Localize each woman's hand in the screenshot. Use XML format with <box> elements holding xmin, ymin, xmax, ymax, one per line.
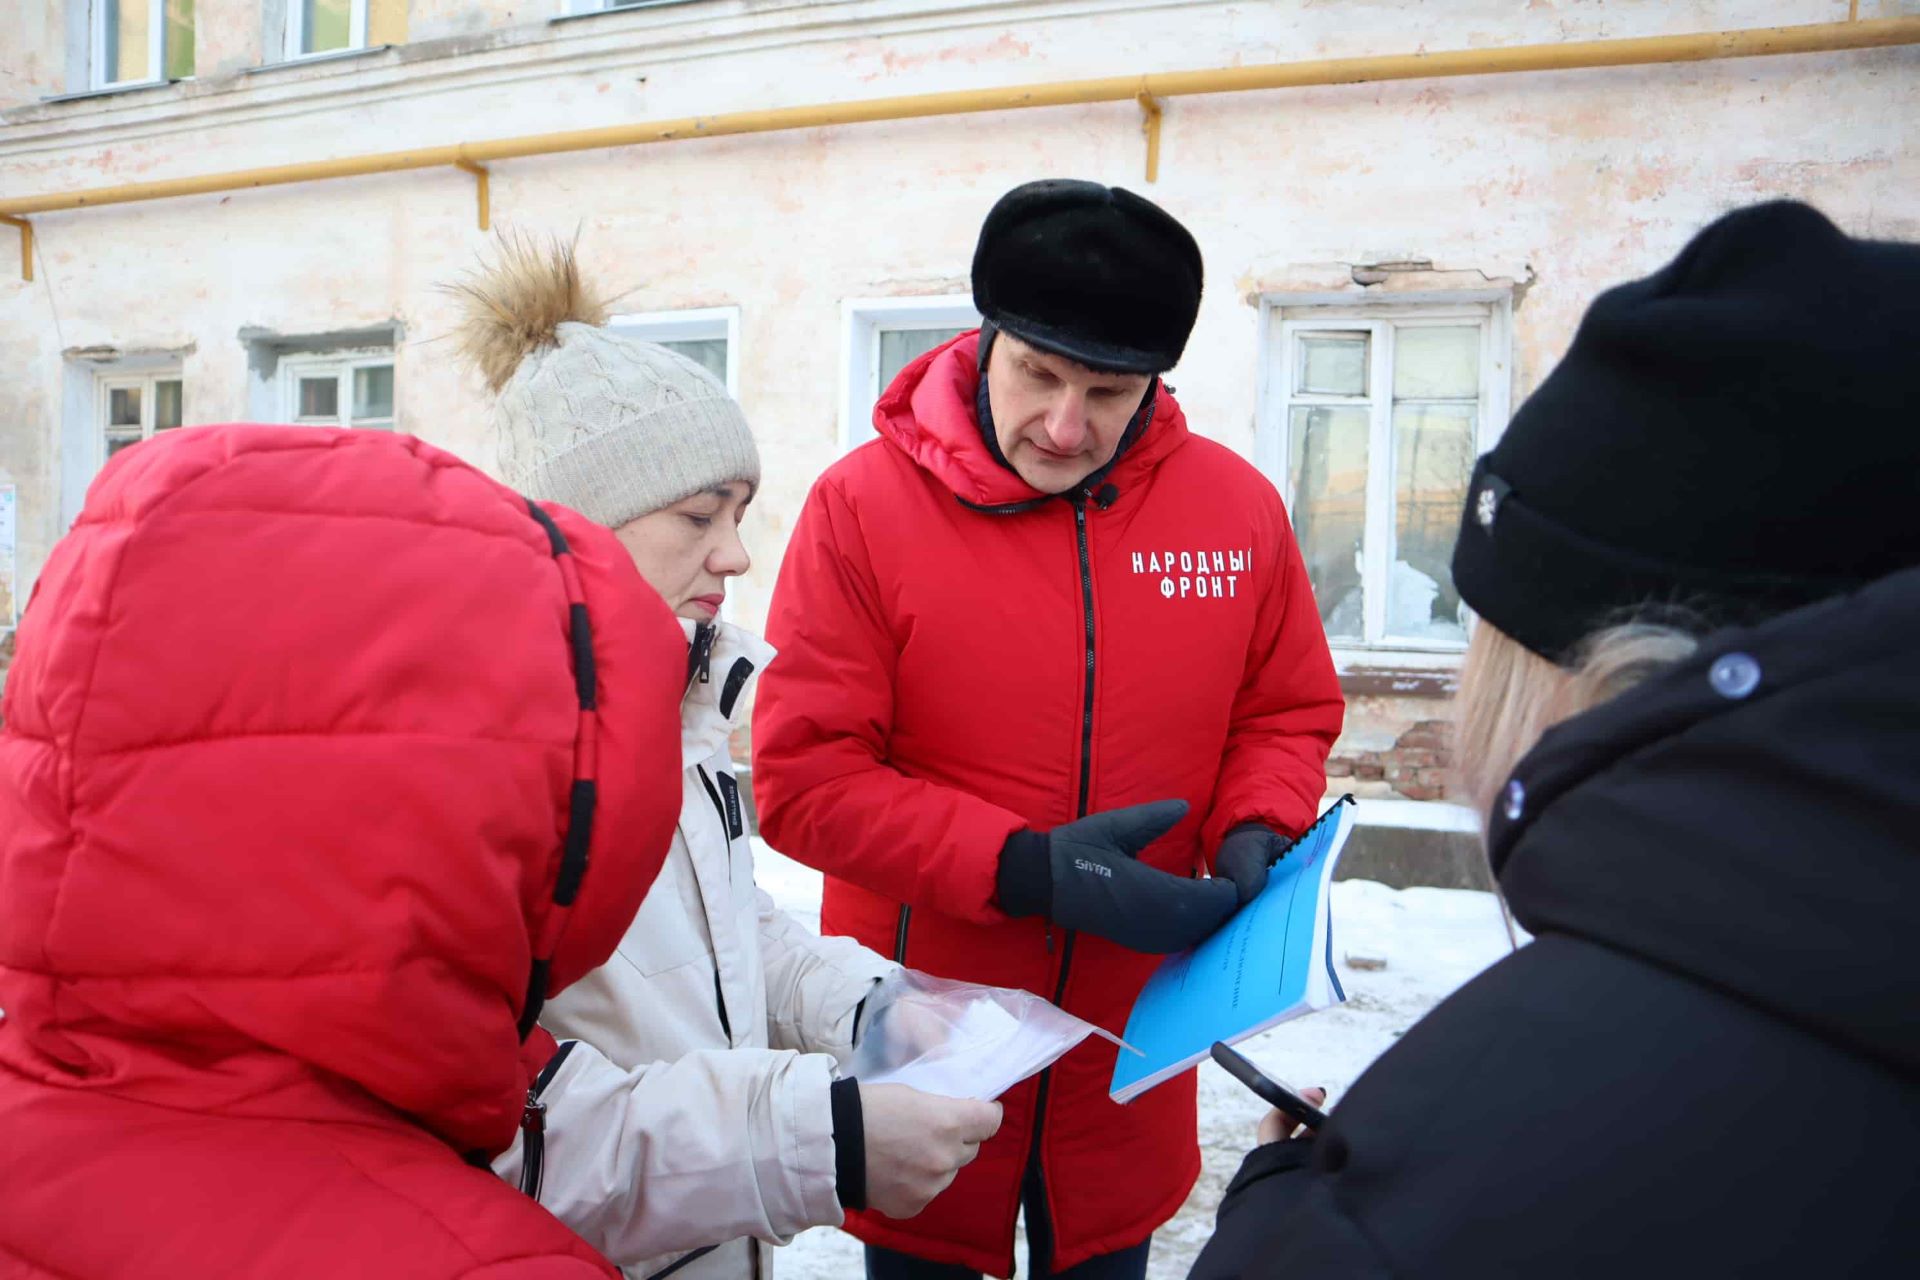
<box><xmin>1257</xmin><ymin>1086</ymin><xmax>1327</xmax><ymax>1144</ymax></box>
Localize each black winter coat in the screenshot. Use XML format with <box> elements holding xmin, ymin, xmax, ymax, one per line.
<box><xmin>1191</xmin><ymin>566</ymin><xmax>1920</xmax><ymax>1278</ymax></box>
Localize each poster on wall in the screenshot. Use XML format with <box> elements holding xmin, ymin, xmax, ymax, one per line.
<box><xmin>1</xmin><ymin>484</ymin><xmax>15</xmax><ymax>632</ymax></box>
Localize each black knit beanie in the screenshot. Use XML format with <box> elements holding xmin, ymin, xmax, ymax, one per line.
<box><xmin>1452</xmin><ymin>201</ymin><xmax>1920</xmax><ymax>663</ymax></box>
<box><xmin>972</xmin><ymin>179</ymin><xmax>1203</xmax><ymax>374</ymax></box>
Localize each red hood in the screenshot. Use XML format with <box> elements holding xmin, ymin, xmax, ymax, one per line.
<box><xmin>0</xmin><ymin>426</ymin><xmax>684</xmax><ymax>1155</ymax></box>
<box><xmin>872</xmin><ymin>330</ymin><xmax>1191</xmax><ymax>507</ymax></box>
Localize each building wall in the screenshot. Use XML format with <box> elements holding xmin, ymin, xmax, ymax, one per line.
<box><xmin>3</xmin><ymin>1</ymin><xmax>1916</xmax><ymax>817</ymax></box>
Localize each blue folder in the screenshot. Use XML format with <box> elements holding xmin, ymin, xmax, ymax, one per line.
<box><xmin>1110</xmin><ymin>796</ymin><xmax>1356</xmax><ymax>1102</ymax></box>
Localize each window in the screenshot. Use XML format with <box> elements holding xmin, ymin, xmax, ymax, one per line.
<box><xmin>285</xmin><ymin>0</ymin><xmax>405</xmax><ymax>59</ymax></box>
<box><xmin>89</xmin><ymin>0</ymin><xmax>194</xmax><ymax>88</ymax></box>
<box><xmin>1259</xmin><ymin>298</ymin><xmax>1511</xmax><ymax>655</ymax></box>
<box><xmin>840</xmin><ymin>296</ymin><xmax>979</xmax><ymax>449</ymax></box>
<box><xmin>99</xmin><ymin>370</ymin><xmax>185</xmax><ymax>459</ymax></box>
<box><xmin>279</xmin><ymin>351</ymin><xmax>395</xmax><ymax>429</ymax></box>
<box><xmin>606</xmin><ymin>307</ymin><xmax>740</xmax><ymax>399</ymax></box>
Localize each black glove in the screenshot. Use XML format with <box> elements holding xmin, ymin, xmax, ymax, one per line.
<box><xmin>995</xmin><ymin>799</ymin><xmax>1238</xmax><ymax>954</ymax></box>
<box><xmin>1213</xmin><ymin>823</ymin><xmax>1289</xmax><ymax>906</ymax></box>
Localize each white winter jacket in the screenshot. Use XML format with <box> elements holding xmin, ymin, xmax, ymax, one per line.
<box><xmin>493</xmin><ymin>621</ymin><xmax>898</xmax><ymax>1278</ymax></box>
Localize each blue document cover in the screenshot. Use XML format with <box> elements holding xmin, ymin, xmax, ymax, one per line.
<box><xmin>1110</xmin><ymin>797</ymin><xmax>1356</xmax><ymax>1102</ymax></box>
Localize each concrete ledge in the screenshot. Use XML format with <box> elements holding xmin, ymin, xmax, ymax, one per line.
<box><xmin>1335</xmin><ymin>824</ymin><xmax>1493</xmax><ymax>891</ymax></box>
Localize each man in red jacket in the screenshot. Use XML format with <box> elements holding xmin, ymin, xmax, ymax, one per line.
<box><xmin>753</xmin><ymin>181</ymin><xmax>1344</xmax><ymax>1278</ymax></box>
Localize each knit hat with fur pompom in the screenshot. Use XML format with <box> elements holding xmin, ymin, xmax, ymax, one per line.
<box><xmin>448</xmin><ymin>232</ymin><xmax>758</xmax><ymax>529</ymax></box>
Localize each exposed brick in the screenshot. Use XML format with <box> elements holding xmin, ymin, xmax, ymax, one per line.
<box><xmin>1389</xmin><ymin>748</ymin><xmax>1439</xmax><ymax>770</ymax></box>
<box><xmin>1354</xmin><ymin>762</ymin><xmax>1386</xmax><ymax>781</ymax></box>
<box><xmin>1325</xmin><ymin>758</ymin><xmax>1354</xmax><ymax>778</ymax></box>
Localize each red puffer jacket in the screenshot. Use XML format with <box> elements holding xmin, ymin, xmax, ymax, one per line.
<box><xmin>0</xmin><ymin>426</ymin><xmax>685</xmax><ymax>1279</ymax></box>
<box><xmin>754</xmin><ymin>333</ymin><xmax>1343</xmax><ymax>1274</ymax></box>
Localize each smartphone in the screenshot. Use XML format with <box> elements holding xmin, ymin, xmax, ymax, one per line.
<box><xmin>1209</xmin><ymin>1040</ymin><xmax>1329</xmax><ymax>1133</ymax></box>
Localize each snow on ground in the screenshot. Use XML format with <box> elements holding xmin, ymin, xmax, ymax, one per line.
<box><xmin>753</xmin><ymin>840</ymin><xmax>1519</xmax><ymax>1280</ymax></box>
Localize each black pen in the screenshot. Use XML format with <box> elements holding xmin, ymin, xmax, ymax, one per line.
<box><xmin>1209</xmin><ymin>1040</ymin><xmax>1329</xmax><ymax>1133</ymax></box>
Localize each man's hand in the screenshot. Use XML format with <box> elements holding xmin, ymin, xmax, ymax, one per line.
<box><xmin>1257</xmin><ymin>1086</ymin><xmax>1328</xmax><ymax>1145</ymax></box>
<box><xmin>859</xmin><ymin>1084</ymin><xmax>1004</xmax><ymax>1219</ymax></box>
<box><xmin>1213</xmin><ymin>823</ymin><xmax>1289</xmax><ymax>906</ymax></box>
<box><xmin>996</xmin><ymin>799</ymin><xmax>1238</xmax><ymax>953</ymax></box>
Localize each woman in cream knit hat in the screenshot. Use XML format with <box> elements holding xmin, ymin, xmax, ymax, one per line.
<box><xmin>455</xmin><ymin>236</ymin><xmax>1002</xmax><ymax>1279</ymax></box>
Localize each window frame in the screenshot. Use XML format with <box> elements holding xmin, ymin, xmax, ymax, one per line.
<box><xmin>606</xmin><ymin>306</ymin><xmax>742</xmax><ymax>400</ymax></box>
<box><xmin>285</xmin><ymin>0</ymin><xmax>371</xmax><ymax>62</ymax></box>
<box><xmin>278</xmin><ymin>348</ymin><xmax>395</xmax><ymax>429</ymax></box>
<box><xmin>96</xmin><ymin>367</ymin><xmax>186</xmax><ymax>460</ymax></box>
<box><xmin>839</xmin><ymin>295</ymin><xmax>980</xmax><ymax>451</ymax></box>
<box><xmin>1256</xmin><ymin>291</ymin><xmax>1513</xmax><ymax>667</ymax></box>
<box><xmin>88</xmin><ymin>0</ymin><xmax>172</xmax><ymax>90</ymax></box>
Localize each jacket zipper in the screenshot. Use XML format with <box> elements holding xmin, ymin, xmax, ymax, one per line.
<box><xmin>693</xmin><ymin>765</ymin><xmax>736</xmax><ymax>1043</ymax></box>
<box><xmin>1021</xmin><ymin>492</ymin><xmax>1099</xmax><ymax>1271</ymax></box>
<box><xmin>518</xmin><ymin>1038</ymin><xmax>579</xmax><ymax>1200</ymax></box>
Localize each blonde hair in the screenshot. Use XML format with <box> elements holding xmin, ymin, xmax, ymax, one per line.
<box><xmin>1456</xmin><ymin>620</ymin><xmax>1700</xmax><ymax>818</ymax></box>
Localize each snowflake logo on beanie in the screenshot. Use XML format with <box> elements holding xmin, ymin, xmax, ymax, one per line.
<box><xmin>1475</xmin><ymin>485</ymin><xmax>1501</xmax><ymax>531</ymax></box>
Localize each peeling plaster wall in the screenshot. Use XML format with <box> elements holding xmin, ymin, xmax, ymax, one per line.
<box><xmin>2</xmin><ymin>0</ymin><xmax>1915</xmax><ymax>767</ymax></box>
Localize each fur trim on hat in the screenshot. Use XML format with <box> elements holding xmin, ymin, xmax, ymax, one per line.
<box><xmin>449</xmin><ymin>231</ymin><xmax>610</xmax><ymax>393</ymax></box>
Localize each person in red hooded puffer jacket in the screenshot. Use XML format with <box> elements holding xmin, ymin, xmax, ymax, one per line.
<box><xmin>0</xmin><ymin>424</ymin><xmax>687</xmax><ymax>1278</ymax></box>
<box><xmin>752</xmin><ymin>182</ymin><xmax>1345</xmax><ymax>1278</ymax></box>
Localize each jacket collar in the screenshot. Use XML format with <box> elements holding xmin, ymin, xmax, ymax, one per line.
<box><xmin>1492</xmin><ymin>564</ymin><xmax>1920</xmax><ymax>1075</ymax></box>
<box><xmin>872</xmin><ymin>330</ymin><xmax>1190</xmax><ymax>509</ymax></box>
<box><xmin>679</xmin><ymin>618</ymin><xmax>774</xmax><ymax>770</ymax></box>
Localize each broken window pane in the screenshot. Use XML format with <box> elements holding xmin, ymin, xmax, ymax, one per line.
<box><xmin>1295</xmin><ymin>333</ymin><xmax>1368</xmax><ymax>397</ymax></box>
<box><xmin>1288</xmin><ymin>405</ymin><xmax>1369</xmax><ymax>642</ymax></box>
<box><xmin>1393</xmin><ymin>326</ymin><xmax>1479</xmax><ymax>400</ymax></box>
<box><xmin>1389</xmin><ymin>402</ymin><xmax>1475</xmax><ymax>644</ymax></box>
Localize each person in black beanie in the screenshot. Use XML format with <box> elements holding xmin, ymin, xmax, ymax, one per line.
<box><xmin>1189</xmin><ymin>199</ymin><xmax>1920</xmax><ymax>1279</ymax></box>
<box><xmin>753</xmin><ymin>180</ymin><xmax>1343</xmax><ymax>1279</ymax></box>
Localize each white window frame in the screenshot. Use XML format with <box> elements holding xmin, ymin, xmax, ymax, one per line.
<box><xmin>278</xmin><ymin>348</ymin><xmax>395</xmax><ymax>429</ymax></box>
<box><xmin>285</xmin><ymin>0</ymin><xmax>371</xmax><ymax>61</ymax></box>
<box><xmin>88</xmin><ymin>0</ymin><xmax>170</xmax><ymax>89</ymax></box>
<box><xmin>1256</xmin><ymin>290</ymin><xmax>1513</xmax><ymax>668</ymax></box>
<box><xmin>607</xmin><ymin>306</ymin><xmax>741</xmax><ymax>400</ymax></box>
<box><xmin>839</xmin><ymin>295</ymin><xmax>980</xmax><ymax>451</ymax></box>
<box><xmin>97</xmin><ymin>367</ymin><xmax>185</xmax><ymax>460</ymax></box>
